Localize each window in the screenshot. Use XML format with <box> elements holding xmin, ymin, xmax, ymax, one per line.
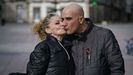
<box><xmin>16</xmin><ymin>4</ymin><xmax>24</xmax><ymax>23</ymax></box>
<box><xmin>57</xmin><ymin>0</ymin><xmax>70</xmax><ymax>2</ymax></box>
<box><xmin>47</xmin><ymin>7</ymin><xmax>56</xmax><ymax>13</ymax></box>
<box><xmin>29</xmin><ymin>0</ymin><xmax>42</xmax><ymax>2</ymax></box>
<box><xmin>33</xmin><ymin>7</ymin><xmax>41</xmax><ymax>23</ymax></box>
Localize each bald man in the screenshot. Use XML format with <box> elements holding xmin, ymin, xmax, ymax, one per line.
<box><xmin>61</xmin><ymin>3</ymin><xmax>125</xmax><ymax>75</ymax></box>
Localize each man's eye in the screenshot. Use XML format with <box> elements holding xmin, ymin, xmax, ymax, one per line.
<box><xmin>66</xmin><ymin>17</ymin><xmax>72</xmax><ymax>20</ymax></box>
<box><xmin>56</xmin><ymin>22</ymin><xmax>59</xmax><ymax>24</ymax></box>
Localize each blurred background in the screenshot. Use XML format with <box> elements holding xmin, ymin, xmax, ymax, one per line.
<box><xmin>0</xmin><ymin>0</ymin><xmax>133</xmax><ymax>23</ymax></box>
<box><xmin>0</xmin><ymin>0</ymin><xmax>133</xmax><ymax>75</ymax></box>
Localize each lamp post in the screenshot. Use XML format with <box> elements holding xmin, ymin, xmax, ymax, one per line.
<box><xmin>0</xmin><ymin>0</ymin><xmax>5</xmax><ymax>26</ymax></box>
<box><xmin>90</xmin><ymin>0</ymin><xmax>97</xmax><ymax>22</ymax></box>
<box><xmin>92</xmin><ymin>0</ymin><xmax>97</xmax><ymax>7</ymax></box>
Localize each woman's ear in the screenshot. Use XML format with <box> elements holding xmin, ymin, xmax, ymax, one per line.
<box><xmin>79</xmin><ymin>16</ymin><xmax>84</xmax><ymax>24</ymax></box>
<box><xmin>45</xmin><ymin>28</ymin><xmax>52</xmax><ymax>34</ymax></box>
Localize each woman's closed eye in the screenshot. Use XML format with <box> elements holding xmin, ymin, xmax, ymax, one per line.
<box><xmin>55</xmin><ymin>21</ymin><xmax>61</xmax><ymax>25</ymax></box>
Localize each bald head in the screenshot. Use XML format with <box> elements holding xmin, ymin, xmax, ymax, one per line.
<box><xmin>62</xmin><ymin>3</ymin><xmax>84</xmax><ymax>17</ymax></box>
<box><xmin>61</xmin><ymin>3</ymin><xmax>86</xmax><ymax>34</ymax></box>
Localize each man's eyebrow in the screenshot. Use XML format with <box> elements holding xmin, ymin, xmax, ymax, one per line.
<box><xmin>61</xmin><ymin>17</ymin><xmax>72</xmax><ymax>20</ymax></box>
<box><xmin>65</xmin><ymin>17</ymin><xmax>72</xmax><ymax>18</ymax></box>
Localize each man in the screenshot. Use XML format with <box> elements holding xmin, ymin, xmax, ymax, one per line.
<box><xmin>61</xmin><ymin>3</ymin><xmax>125</xmax><ymax>75</ymax></box>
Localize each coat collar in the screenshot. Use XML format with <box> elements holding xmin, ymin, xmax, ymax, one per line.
<box><xmin>75</xmin><ymin>21</ymin><xmax>94</xmax><ymax>41</ymax></box>
<box><xmin>45</xmin><ymin>34</ymin><xmax>72</xmax><ymax>49</ymax></box>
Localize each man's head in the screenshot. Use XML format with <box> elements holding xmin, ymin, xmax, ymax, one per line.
<box><xmin>61</xmin><ymin>3</ymin><xmax>85</xmax><ymax>35</ymax></box>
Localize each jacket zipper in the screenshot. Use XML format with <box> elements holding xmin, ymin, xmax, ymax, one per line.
<box><xmin>57</xmin><ymin>41</ymin><xmax>70</xmax><ymax>60</ymax></box>
<box><xmin>85</xmin><ymin>48</ymin><xmax>91</xmax><ymax>65</ymax></box>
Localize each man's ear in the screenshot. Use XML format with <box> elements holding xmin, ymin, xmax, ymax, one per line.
<box><xmin>45</xmin><ymin>28</ymin><xmax>52</xmax><ymax>34</ymax></box>
<box><xmin>79</xmin><ymin>16</ymin><xmax>84</xmax><ymax>24</ymax></box>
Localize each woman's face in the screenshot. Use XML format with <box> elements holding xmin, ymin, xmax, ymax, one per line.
<box><xmin>46</xmin><ymin>16</ymin><xmax>66</xmax><ymax>36</ymax></box>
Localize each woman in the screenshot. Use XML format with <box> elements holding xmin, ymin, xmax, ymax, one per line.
<box><xmin>26</xmin><ymin>13</ymin><xmax>74</xmax><ymax>75</ymax></box>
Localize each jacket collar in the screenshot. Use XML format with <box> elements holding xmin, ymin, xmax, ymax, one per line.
<box><xmin>45</xmin><ymin>34</ymin><xmax>72</xmax><ymax>49</ymax></box>
<box><xmin>76</xmin><ymin>21</ymin><xmax>94</xmax><ymax>41</ymax></box>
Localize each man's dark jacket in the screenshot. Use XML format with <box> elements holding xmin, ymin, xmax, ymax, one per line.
<box><xmin>27</xmin><ymin>35</ymin><xmax>74</xmax><ymax>75</ymax></box>
<box><xmin>66</xmin><ymin>21</ymin><xmax>125</xmax><ymax>75</ymax></box>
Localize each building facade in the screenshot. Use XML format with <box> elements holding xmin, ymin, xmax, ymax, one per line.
<box><xmin>1</xmin><ymin>0</ymin><xmax>133</xmax><ymax>24</ymax></box>
<box><xmin>89</xmin><ymin>0</ymin><xmax>128</xmax><ymax>23</ymax></box>
<box><xmin>28</xmin><ymin>0</ymin><xmax>90</xmax><ymax>23</ymax></box>
<box><xmin>1</xmin><ymin>0</ymin><xmax>28</xmax><ymax>23</ymax></box>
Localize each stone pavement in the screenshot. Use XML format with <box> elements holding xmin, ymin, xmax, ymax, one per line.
<box><xmin>0</xmin><ymin>23</ymin><xmax>133</xmax><ymax>75</ymax></box>
<box><xmin>0</xmin><ymin>23</ymin><xmax>38</xmax><ymax>75</ymax></box>
<box><xmin>0</xmin><ymin>23</ymin><xmax>38</xmax><ymax>53</ymax></box>
<box><xmin>0</xmin><ymin>52</ymin><xmax>30</xmax><ymax>75</ymax></box>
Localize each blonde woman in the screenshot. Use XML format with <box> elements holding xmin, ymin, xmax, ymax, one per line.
<box><xmin>27</xmin><ymin>14</ymin><xmax>74</xmax><ymax>75</ymax></box>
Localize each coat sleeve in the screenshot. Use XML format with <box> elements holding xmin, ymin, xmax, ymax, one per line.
<box><xmin>104</xmin><ymin>30</ymin><xmax>125</xmax><ymax>75</ymax></box>
<box><xmin>27</xmin><ymin>42</ymin><xmax>50</xmax><ymax>75</ymax></box>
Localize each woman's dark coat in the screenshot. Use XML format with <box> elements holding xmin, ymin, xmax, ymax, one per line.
<box><xmin>27</xmin><ymin>35</ymin><xmax>74</xmax><ymax>75</ymax></box>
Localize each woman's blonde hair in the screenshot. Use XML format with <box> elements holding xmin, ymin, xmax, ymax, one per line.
<box><xmin>33</xmin><ymin>13</ymin><xmax>57</xmax><ymax>40</ymax></box>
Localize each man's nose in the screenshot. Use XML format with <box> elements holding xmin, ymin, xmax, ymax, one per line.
<box><xmin>62</xmin><ymin>21</ymin><xmax>68</xmax><ymax>28</ymax></box>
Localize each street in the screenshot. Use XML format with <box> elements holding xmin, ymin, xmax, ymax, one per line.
<box><xmin>0</xmin><ymin>23</ymin><xmax>133</xmax><ymax>75</ymax></box>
